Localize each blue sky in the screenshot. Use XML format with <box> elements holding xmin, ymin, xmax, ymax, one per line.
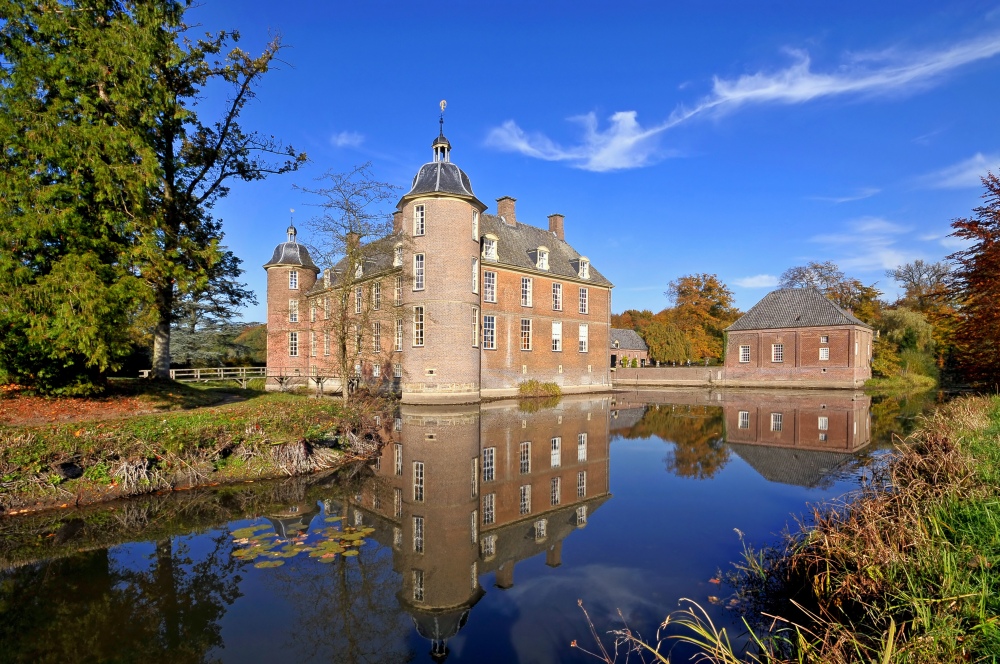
<box><xmin>184</xmin><ymin>1</ymin><xmax>1000</xmax><ymax>321</ymax></box>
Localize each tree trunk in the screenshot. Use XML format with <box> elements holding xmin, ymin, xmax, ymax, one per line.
<box><xmin>151</xmin><ymin>282</ymin><xmax>173</xmax><ymax>379</ymax></box>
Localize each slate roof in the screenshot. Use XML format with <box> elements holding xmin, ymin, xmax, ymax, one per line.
<box><xmin>306</xmin><ymin>234</ymin><xmax>401</xmax><ymax>294</ymax></box>
<box><xmin>263</xmin><ymin>240</ymin><xmax>319</xmax><ymax>272</ymax></box>
<box><xmin>611</xmin><ymin>328</ymin><xmax>648</xmax><ymax>351</ymax></box>
<box><xmin>403</xmin><ymin>159</ymin><xmax>483</xmax><ymax>205</ymax></box>
<box><xmin>480</xmin><ymin>214</ymin><xmax>613</xmax><ymax>287</ymax></box>
<box><xmin>726</xmin><ymin>287</ymin><xmax>870</xmax><ymax>331</ymax></box>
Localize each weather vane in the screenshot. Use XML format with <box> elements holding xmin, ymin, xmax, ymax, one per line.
<box><xmin>439</xmin><ymin>99</ymin><xmax>447</xmax><ymax>134</ymax></box>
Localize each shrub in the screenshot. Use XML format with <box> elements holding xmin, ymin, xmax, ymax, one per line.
<box><xmin>517</xmin><ymin>380</ymin><xmax>562</xmax><ymax>398</ymax></box>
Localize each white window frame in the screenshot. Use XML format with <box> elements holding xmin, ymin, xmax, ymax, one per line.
<box><xmin>394</xmin><ymin>276</ymin><xmax>402</xmax><ymax>306</ymax></box>
<box><xmin>535</xmin><ymin>519</ymin><xmax>547</xmax><ymax>540</ymax></box>
<box><xmin>521</xmin><ymin>277</ymin><xmax>533</xmax><ymax>307</ymax></box>
<box><xmin>772</xmin><ymin>343</ymin><xmax>784</xmax><ymax>363</ymax></box>
<box><xmin>519</xmin><ymin>441</ymin><xmax>531</xmax><ymax>474</ymax></box>
<box><xmin>579</xmin><ymin>287</ymin><xmax>589</xmax><ymax>314</ymax></box>
<box><xmin>413</xmin><ymin>306</ymin><xmax>424</xmax><ymax>347</ymax></box>
<box><xmin>579</xmin><ymin>324</ymin><xmax>589</xmax><ymax>353</ymax></box>
<box><xmin>472</xmin><ymin>307</ymin><xmax>480</xmax><ymax>347</ymax></box>
<box><xmin>482</xmin><ymin>236</ymin><xmax>497</xmax><ymax>261</ymax></box>
<box><xmin>472</xmin><ymin>210</ymin><xmax>479</xmax><ymax>240</ymax></box>
<box><xmin>394</xmin><ymin>363</ymin><xmax>402</xmax><ymax>378</ymax></box>
<box><xmin>820</xmin><ymin>335</ymin><xmax>829</xmax><ymax>344</ymax></box>
<box><xmin>323</xmin><ymin>296</ymin><xmax>330</xmax><ymax>319</ymax></box>
<box><xmin>288</xmin><ymin>331</ymin><xmax>298</xmax><ymax>357</ymax></box>
<box><xmin>550</xmin><ymin>437</ymin><xmax>561</xmax><ymax>468</ymax></box>
<box><xmin>520</xmin><ymin>485</ymin><xmax>531</xmax><ymax>515</ymax></box>
<box><xmin>738</xmin><ymin>410</ymin><xmax>750</xmax><ymax>429</ymax></box>
<box><xmin>310</xmin><ymin>331</ymin><xmax>317</xmax><ymax>357</ymax></box>
<box><xmin>472</xmin><ymin>258</ymin><xmax>479</xmax><ymax>293</ymax></box>
<box><xmin>310</xmin><ymin>302</ymin><xmax>317</xmax><ymax>323</ymax></box>
<box><xmin>771</xmin><ymin>412</ymin><xmax>783</xmax><ymax>432</ymax></box>
<box><xmin>288</xmin><ymin>270</ymin><xmax>298</xmax><ymax>290</ymax></box>
<box><xmin>819</xmin><ymin>347</ymin><xmax>830</xmax><ymax>361</ymax></box>
<box><xmin>739</xmin><ymin>345</ymin><xmax>751</xmax><ymax>363</ymax></box>
<box><xmin>577</xmin><ymin>433</ymin><xmax>587</xmax><ymax>461</ymax></box>
<box><xmin>537</xmin><ymin>248</ymin><xmax>549</xmax><ymax>270</ymax></box>
<box><xmin>551</xmin><ymin>321</ymin><xmax>562</xmax><ymax>352</ymax></box>
<box><xmin>577</xmin><ymin>471</ymin><xmax>587</xmax><ymax>498</ymax></box>
<box><xmin>552</xmin><ymin>283</ymin><xmax>562</xmax><ymax>311</ymax></box>
<box><xmin>521</xmin><ymin>318</ymin><xmax>532</xmax><ymax>351</ymax></box>
<box><xmin>393</xmin><ymin>244</ymin><xmax>403</xmax><ymax>267</ymax></box>
<box><xmin>579</xmin><ymin>258</ymin><xmax>590</xmax><ymax>279</ymax></box>
<box><xmin>550</xmin><ymin>477</ymin><xmax>561</xmax><ymax>506</ymax></box>
<box><xmin>288</xmin><ymin>299</ymin><xmax>298</xmax><ymax>323</ymax></box>
<box><xmin>482</xmin><ymin>493</ymin><xmax>495</xmax><ymax>525</ymax></box>
<box><xmin>413</xmin><ymin>570</ymin><xmax>424</xmax><ymax>602</ymax></box>
<box><xmin>372</xmin><ymin>321</ymin><xmax>381</xmax><ymax>352</ymax></box>
<box><xmin>394</xmin><ymin>444</ymin><xmax>403</xmax><ymax>475</ymax></box>
<box><xmin>483</xmin><ymin>271</ymin><xmax>497</xmax><ymax>303</ymax></box>
<box><xmin>355</xmin><ymin>286</ymin><xmax>362</xmax><ymax>314</ymax></box>
<box><xmin>818</xmin><ymin>416</ymin><xmax>829</xmax><ymax>431</ymax></box>
<box><xmin>323</xmin><ymin>332</ymin><xmax>330</xmax><ymax>356</ymax></box>
<box><xmin>372</xmin><ymin>282</ymin><xmax>381</xmax><ymax>310</ymax></box>
<box><xmin>413</xmin><ymin>254</ymin><xmax>425</xmax><ymax>291</ymax></box>
<box><xmin>413</xmin><ymin>461</ymin><xmax>425</xmax><ymax>502</ymax></box>
<box><xmin>483</xmin><ymin>315</ymin><xmax>496</xmax><ymax>350</ymax></box>
<box><xmin>413</xmin><ymin>516</ymin><xmax>424</xmax><ymax>553</ymax></box>
<box><xmin>482</xmin><ymin>447</ymin><xmax>495</xmax><ymax>482</ymax></box>
<box><xmin>413</xmin><ymin>204</ymin><xmax>425</xmax><ymax>236</ymax></box>
<box><xmin>395</xmin><ymin>317</ymin><xmax>403</xmax><ymax>351</ymax></box>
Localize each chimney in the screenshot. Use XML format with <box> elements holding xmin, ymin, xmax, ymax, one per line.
<box><xmin>346</xmin><ymin>232</ymin><xmax>360</xmax><ymax>254</ymax></box>
<box><xmin>495</xmin><ymin>561</ymin><xmax>514</xmax><ymax>589</ymax></box>
<box><xmin>496</xmin><ymin>196</ymin><xmax>517</xmax><ymax>226</ymax></box>
<box><xmin>547</xmin><ymin>213</ymin><xmax>565</xmax><ymax>241</ymax></box>
<box><xmin>392</xmin><ymin>210</ymin><xmax>402</xmax><ymax>234</ymax></box>
<box><xmin>545</xmin><ymin>541</ymin><xmax>563</xmax><ymax>568</ymax></box>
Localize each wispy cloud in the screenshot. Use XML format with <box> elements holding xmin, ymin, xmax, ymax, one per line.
<box><xmin>922</xmin><ymin>152</ymin><xmax>1000</xmax><ymax>188</ymax></box>
<box><xmin>330</xmin><ymin>131</ymin><xmax>365</xmax><ymax>148</ymax></box>
<box><xmin>734</xmin><ymin>274</ymin><xmax>779</xmax><ymax>288</ymax></box>
<box><xmin>810</xmin><ymin>216</ymin><xmax>912</xmax><ymax>272</ymax></box>
<box><xmin>810</xmin><ymin>187</ymin><xmax>881</xmax><ymax>203</ymax></box>
<box><xmin>486</xmin><ymin>34</ymin><xmax>1000</xmax><ymax>171</ymax></box>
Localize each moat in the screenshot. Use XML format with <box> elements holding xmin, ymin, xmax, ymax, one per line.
<box><xmin>0</xmin><ymin>388</ymin><xmax>937</xmax><ymax>663</ymax></box>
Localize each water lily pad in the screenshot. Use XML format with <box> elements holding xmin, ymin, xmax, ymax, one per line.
<box><xmin>231</xmin><ymin>525</ymin><xmax>270</xmax><ymax>539</ymax></box>
<box><xmin>324</xmin><ymin>516</ymin><xmax>343</xmax><ymax>522</ymax></box>
<box><xmin>316</xmin><ymin>556</ymin><xmax>338</xmax><ymax>563</ymax></box>
<box><xmin>254</xmin><ymin>560</ymin><xmax>284</xmax><ymax>569</ymax></box>
<box><xmin>342</xmin><ymin>549</ymin><xmax>359</xmax><ymax>557</ymax></box>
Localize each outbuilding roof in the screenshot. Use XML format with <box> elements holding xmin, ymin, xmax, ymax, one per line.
<box><xmin>726</xmin><ymin>287</ymin><xmax>870</xmax><ymax>331</ymax></box>
<box><xmin>610</xmin><ymin>328</ymin><xmax>648</xmax><ymax>351</ymax></box>
<box><xmin>480</xmin><ymin>214</ymin><xmax>612</xmax><ymax>287</ymax></box>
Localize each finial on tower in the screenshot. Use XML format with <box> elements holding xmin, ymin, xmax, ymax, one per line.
<box><xmin>287</xmin><ymin>209</ymin><xmax>297</xmax><ymax>242</ymax></box>
<box><xmin>439</xmin><ymin>99</ymin><xmax>447</xmax><ymax>136</ymax></box>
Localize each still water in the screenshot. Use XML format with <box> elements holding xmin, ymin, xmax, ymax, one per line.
<box><xmin>0</xmin><ymin>389</ymin><xmax>936</xmax><ymax>663</ymax></box>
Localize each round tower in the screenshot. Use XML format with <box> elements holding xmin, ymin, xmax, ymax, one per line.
<box><xmin>398</xmin><ymin>123</ymin><xmax>486</xmax><ymax>403</ymax></box>
<box><xmin>263</xmin><ymin>224</ymin><xmax>319</xmax><ymax>384</ymax></box>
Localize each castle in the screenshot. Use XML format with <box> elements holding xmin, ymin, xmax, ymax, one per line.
<box><xmin>264</xmin><ymin>126</ymin><xmax>613</xmax><ymax>403</ymax></box>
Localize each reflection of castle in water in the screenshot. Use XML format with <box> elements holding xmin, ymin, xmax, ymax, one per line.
<box><xmin>723</xmin><ymin>391</ymin><xmax>872</xmax><ymax>488</ymax></box>
<box><xmin>333</xmin><ymin>396</ymin><xmax>611</xmax><ymax>660</ymax></box>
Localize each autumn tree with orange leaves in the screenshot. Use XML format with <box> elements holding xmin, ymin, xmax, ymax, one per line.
<box><xmin>665</xmin><ymin>274</ymin><xmax>741</xmax><ymax>362</ymax></box>
<box><xmin>947</xmin><ymin>172</ymin><xmax>1000</xmax><ymax>383</ymax></box>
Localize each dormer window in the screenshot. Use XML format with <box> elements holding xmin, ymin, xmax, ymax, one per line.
<box><xmin>482</xmin><ymin>235</ymin><xmax>498</xmax><ymax>261</ymax></box>
<box><xmin>393</xmin><ymin>244</ymin><xmax>403</xmax><ymax>267</ymax></box>
<box><xmin>323</xmin><ymin>271</ymin><xmax>331</xmax><ymax>287</ymax></box>
<box><xmin>355</xmin><ymin>261</ymin><xmax>363</xmax><ymax>278</ymax></box>
<box><xmin>579</xmin><ymin>258</ymin><xmax>590</xmax><ymax>280</ymax></box>
<box><xmin>537</xmin><ymin>247</ymin><xmax>549</xmax><ymax>271</ymax></box>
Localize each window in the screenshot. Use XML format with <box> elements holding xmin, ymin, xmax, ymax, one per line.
<box><xmin>483</xmin><ymin>315</ymin><xmax>496</xmax><ymax>350</ymax></box>
<box><xmin>772</xmin><ymin>343</ymin><xmax>784</xmax><ymax>363</ymax></box>
<box><xmin>521</xmin><ymin>277</ymin><xmax>533</xmax><ymax>306</ymax></box>
<box><xmin>519</xmin><ymin>441</ymin><xmax>531</xmax><ymax>474</ymax></box>
<box><xmin>481</xmin><ymin>533</ymin><xmax>496</xmax><ymax>557</ymax></box>
<box><xmin>579</xmin><ymin>324</ymin><xmax>589</xmax><ymax>352</ymax></box>
<box><xmin>414</xmin><ymin>204</ymin><xmax>425</xmax><ymax>236</ymax></box>
<box><xmin>819</xmin><ymin>433</ymin><xmax>828</xmax><ymax>442</ymax></box>
<box><xmin>483</xmin><ymin>271</ymin><xmax>497</xmax><ymax>303</ymax></box>
<box><xmin>483</xmin><ymin>236</ymin><xmax>497</xmax><ymax>261</ymax></box>
<box><xmin>482</xmin><ymin>447</ymin><xmax>495</xmax><ymax>482</ymax></box>
<box><xmin>771</xmin><ymin>413</ymin><xmax>783</xmax><ymax>432</ymax></box>
<box><xmin>393</xmin><ymin>244</ymin><xmax>403</xmax><ymax>267</ymax></box>
<box><xmin>472</xmin><ymin>258</ymin><xmax>479</xmax><ymax>293</ymax></box>
<box><xmin>578</xmin><ymin>433</ymin><xmax>587</xmax><ymax>461</ymax></box>
<box><xmin>738</xmin><ymin>411</ymin><xmax>750</xmax><ymax>429</ymax></box>
<box><xmin>820</xmin><ymin>335</ymin><xmax>829</xmax><ymax>344</ymax></box>
<box><xmin>372</xmin><ymin>282</ymin><xmax>381</xmax><ymax>310</ymax></box>
<box><xmin>471</xmin><ymin>563</ymin><xmax>478</xmax><ymax>591</ymax></box>
<box><xmin>550</xmin><ymin>477</ymin><xmax>561</xmax><ymax>506</ymax></box>
<box><xmin>579</xmin><ymin>258</ymin><xmax>590</xmax><ymax>279</ymax></box>
<box><xmin>552</xmin><ymin>321</ymin><xmax>562</xmax><ymax>352</ymax></box>
<box><xmin>413</xmin><ymin>516</ymin><xmax>424</xmax><ymax>553</ymax></box>
<box><xmin>355</xmin><ymin>261</ymin><xmax>363</xmax><ymax>278</ymax></box>
<box><xmin>472</xmin><ymin>210</ymin><xmax>479</xmax><ymax>240</ymax></box>
<box><xmin>289</xmin><ymin>270</ymin><xmax>298</xmax><ymax>289</ymax></box>
<box><xmin>413</xmin><ymin>570</ymin><xmax>424</xmax><ymax>602</ymax></box>
<box><xmin>310</xmin><ymin>302</ymin><xmax>317</xmax><ymax>322</ymax></box>
<box><xmin>520</xmin><ymin>485</ymin><xmax>531</xmax><ymax>515</ymax></box>
<box><xmin>534</xmin><ymin>519</ymin><xmax>547</xmax><ymax>540</ymax></box>
<box><xmin>470</xmin><ymin>511</ymin><xmax>478</xmax><ymax>543</ymax></box>
<box><xmin>413</xmin><ymin>307</ymin><xmax>424</xmax><ymax>347</ymax></box>
<box><xmin>355</xmin><ymin>326</ymin><xmax>362</xmax><ymax>355</ymax></box>
<box><xmin>576</xmin><ymin>505</ymin><xmax>588</xmax><ymax>526</ymax></box>
<box><xmin>472</xmin><ymin>307</ymin><xmax>480</xmax><ymax>347</ymax></box>
<box><xmin>855</xmin><ymin>341</ymin><xmax>859</xmax><ymax>355</ymax></box>
<box><xmin>394</xmin><ymin>488</ymin><xmax>402</xmax><ymax>518</ymax></box>
<box><xmin>355</xmin><ymin>286</ymin><xmax>362</xmax><ymax>314</ymax></box>
<box><xmin>288</xmin><ymin>332</ymin><xmax>298</xmax><ymax>357</ymax></box>
<box><xmin>394</xmin><ymin>444</ymin><xmax>402</xmax><ymax>475</ymax></box>
<box><xmin>577</xmin><ymin>471</ymin><xmax>587</xmax><ymax>498</ymax></box>
<box><xmin>739</xmin><ymin>345</ymin><xmax>751</xmax><ymax>363</ymax></box>
<box><xmin>413</xmin><ymin>461</ymin><xmax>425</xmax><ymax>502</ymax></box>
<box><xmin>482</xmin><ymin>493</ymin><xmax>495</xmax><ymax>525</ymax></box>
<box><xmin>579</xmin><ymin>288</ymin><xmax>589</xmax><ymax>314</ymax></box>
<box><xmin>537</xmin><ymin>248</ymin><xmax>549</xmax><ymax>270</ymax></box>
<box><xmin>471</xmin><ymin>457</ymin><xmax>479</xmax><ymax>498</ymax></box>
<box><xmin>819</xmin><ymin>347</ymin><xmax>830</xmax><ymax>361</ymax></box>
<box><xmin>324</xmin><ymin>297</ymin><xmax>330</xmax><ymax>319</ymax></box>
<box><xmin>372</xmin><ymin>322</ymin><xmax>381</xmax><ymax>352</ymax></box>
<box><xmin>395</xmin><ymin>318</ymin><xmax>403</xmax><ymax>351</ymax></box>
<box><xmin>323</xmin><ymin>332</ymin><xmax>331</xmax><ymax>356</ymax></box>
<box><xmin>521</xmin><ymin>319</ymin><xmax>532</xmax><ymax>351</ymax></box>
<box><xmin>552</xmin><ymin>283</ymin><xmax>563</xmax><ymax>310</ymax></box>
<box><xmin>394</xmin><ymin>363</ymin><xmax>402</xmax><ymax>378</ymax></box>
<box><xmin>394</xmin><ymin>276</ymin><xmax>402</xmax><ymax>306</ymax></box>
<box><xmin>310</xmin><ymin>332</ymin><xmax>317</xmax><ymax>357</ymax></box>
<box><xmin>550</xmin><ymin>437</ymin><xmax>561</xmax><ymax>467</ymax></box>
<box><xmin>288</xmin><ymin>299</ymin><xmax>298</xmax><ymax>323</ymax></box>
<box><xmin>818</xmin><ymin>416</ymin><xmax>829</xmax><ymax>431</ymax></box>
<box><xmin>413</xmin><ymin>254</ymin><xmax>424</xmax><ymax>291</ymax></box>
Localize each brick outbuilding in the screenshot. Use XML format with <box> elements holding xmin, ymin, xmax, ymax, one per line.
<box><xmin>723</xmin><ymin>288</ymin><xmax>873</xmax><ymax>389</ymax></box>
<box><xmin>610</xmin><ymin>328</ymin><xmax>649</xmax><ymax>367</ymax></box>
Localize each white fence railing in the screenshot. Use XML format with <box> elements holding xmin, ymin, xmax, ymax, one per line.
<box><xmin>138</xmin><ymin>366</ymin><xmax>266</xmax><ymax>387</ymax></box>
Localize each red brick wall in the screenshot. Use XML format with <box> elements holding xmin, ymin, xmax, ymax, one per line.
<box><xmin>724</xmin><ymin>325</ymin><xmax>872</xmax><ymax>386</ymax></box>
<box><xmin>265</xmin><ymin>264</ymin><xmax>317</xmax><ymax>375</ymax></box>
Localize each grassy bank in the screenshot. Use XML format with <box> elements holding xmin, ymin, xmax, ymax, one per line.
<box><xmin>864</xmin><ymin>373</ymin><xmax>938</xmax><ymax>393</ymax></box>
<box><xmin>0</xmin><ymin>387</ymin><xmax>391</xmax><ymax>515</ymax></box>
